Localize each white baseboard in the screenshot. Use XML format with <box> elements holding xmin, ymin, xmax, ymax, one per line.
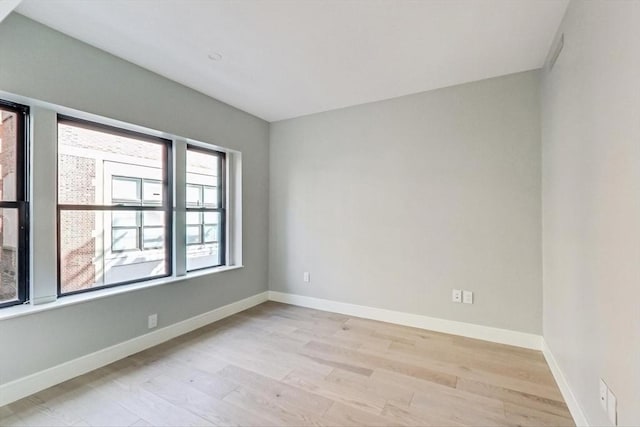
<box><xmin>542</xmin><ymin>339</ymin><xmax>590</xmax><ymax>426</ymax></box>
<box><xmin>268</xmin><ymin>291</ymin><xmax>542</xmax><ymax>350</ymax></box>
<box><xmin>0</xmin><ymin>291</ymin><xmax>269</xmax><ymax>407</ymax></box>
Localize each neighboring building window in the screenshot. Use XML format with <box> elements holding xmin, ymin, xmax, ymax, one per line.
<box><xmin>57</xmin><ymin>116</ymin><xmax>172</xmax><ymax>295</ymax></box>
<box><xmin>186</xmin><ymin>184</ymin><xmax>218</xmax><ymax>245</ymax></box>
<box><xmin>110</xmin><ymin>177</ymin><xmax>164</xmax><ymax>252</ymax></box>
<box><xmin>0</xmin><ymin>100</ymin><xmax>29</xmax><ymax>308</ymax></box>
<box><xmin>186</xmin><ymin>146</ymin><xmax>225</xmax><ymax>271</ymax></box>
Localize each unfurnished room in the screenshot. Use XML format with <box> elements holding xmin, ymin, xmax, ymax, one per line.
<box><xmin>0</xmin><ymin>0</ymin><xmax>638</xmax><ymax>426</ymax></box>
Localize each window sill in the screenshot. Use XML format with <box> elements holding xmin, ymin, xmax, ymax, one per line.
<box><xmin>0</xmin><ymin>265</ymin><xmax>244</xmax><ymax>321</ymax></box>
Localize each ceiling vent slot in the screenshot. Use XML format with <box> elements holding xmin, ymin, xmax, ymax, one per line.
<box><xmin>548</xmin><ymin>33</ymin><xmax>564</xmax><ymax>70</ymax></box>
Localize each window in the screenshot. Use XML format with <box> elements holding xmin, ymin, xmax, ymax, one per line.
<box><xmin>57</xmin><ymin>117</ymin><xmax>172</xmax><ymax>295</ymax></box>
<box><xmin>0</xmin><ymin>100</ymin><xmax>29</xmax><ymax>308</ymax></box>
<box><xmin>0</xmin><ymin>95</ymin><xmax>241</xmax><ymax>310</ymax></box>
<box><xmin>110</xmin><ymin>177</ymin><xmax>164</xmax><ymax>252</ymax></box>
<box><xmin>186</xmin><ymin>146</ymin><xmax>225</xmax><ymax>271</ymax></box>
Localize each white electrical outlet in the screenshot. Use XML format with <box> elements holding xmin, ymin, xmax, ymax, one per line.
<box><xmin>148</xmin><ymin>313</ymin><xmax>158</xmax><ymax>329</ymax></box>
<box><xmin>463</xmin><ymin>290</ymin><xmax>473</xmax><ymax>304</ymax></box>
<box><xmin>452</xmin><ymin>289</ymin><xmax>462</xmax><ymax>303</ymax></box>
<box><xmin>607</xmin><ymin>388</ymin><xmax>617</xmax><ymax>425</ymax></box>
<box><xmin>303</xmin><ymin>272</ymin><xmax>310</xmax><ymax>283</ymax></box>
<box><xmin>599</xmin><ymin>379</ymin><xmax>608</xmax><ymax>411</ymax></box>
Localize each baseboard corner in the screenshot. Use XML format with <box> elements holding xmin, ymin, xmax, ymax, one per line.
<box><xmin>542</xmin><ymin>339</ymin><xmax>590</xmax><ymax>426</ymax></box>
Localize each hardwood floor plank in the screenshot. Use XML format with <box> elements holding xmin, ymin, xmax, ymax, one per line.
<box><xmin>456</xmin><ymin>377</ymin><xmax>571</xmax><ymax>418</ymax></box>
<box><xmin>332</xmin><ymin>329</ymin><xmax>395</xmax><ymax>352</ymax></box>
<box><xmin>282</xmin><ymin>368</ymin><xmax>389</xmax><ymax>415</ymax></box>
<box><xmin>6</xmin><ymin>377</ymin><xmax>139</xmax><ymax>427</ymax></box>
<box><xmin>319</xmin><ymin>402</ymin><xmax>403</xmax><ymax>427</ymax></box>
<box><xmin>1</xmin><ymin>395</ymin><xmax>85</xmax><ymax>427</ymax></box>
<box><xmin>503</xmin><ymin>401</ymin><xmax>575</xmax><ymax>426</ymax></box>
<box><xmin>302</xmin><ymin>340</ymin><xmax>458</xmax><ymax>387</ymax></box>
<box><xmin>300</xmin><ymin>354</ymin><xmax>374</xmax><ymax>376</ymax></box>
<box><xmin>289</xmin><ymin>327</ymin><xmax>364</xmax><ymax>350</ymax></box>
<box><xmin>381</xmin><ymin>403</ymin><xmax>463</xmax><ymax>427</ymax></box>
<box><xmin>222</xmin><ymin>386</ymin><xmax>323</xmax><ymax>426</ymax></box>
<box><xmin>78</xmin><ymin>371</ymin><xmax>214</xmax><ymax>426</ymax></box>
<box><xmin>370</xmin><ymin>368</ymin><xmax>507</xmax><ymax>420</ymax></box>
<box><xmin>325</xmin><ymin>368</ymin><xmax>414</xmax><ymax>408</ymax></box>
<box><xmin>410</xmin><ymin>389</ymin><xmax>509</xmax><ymax>427</ymax></box>
<box><xmin>218</xmin><ymin>365</ymin><xmax>333</xmax><ymax>417</ymax></box>
<box><xmin>139</xmin><ymin>373</ymin><xmax>275</xmax><ymax>427</ymax></box>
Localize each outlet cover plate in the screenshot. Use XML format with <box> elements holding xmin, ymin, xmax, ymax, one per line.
<box><xmin>463</xmin><ymin>290</ymin><xmax>473</xmax><ymax>304</ymax></box>
<box><xmin>148</xmin><ymin>314</ymin><xmax>158</xmax><ymax>329</ymax></box>
<box><xmin>452</xmin><ymin>289</ymin><xmax>462</xmax><ymax>303</ymax></box>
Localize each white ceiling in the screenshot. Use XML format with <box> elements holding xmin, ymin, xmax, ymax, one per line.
<box><xmin>16</xmin><ymin>0</ymin><xmax>568</xmax><ymax>122</ymax></box>
<box><xmin>0</xmin><ymin>0</ymin><xmax>22</xmax><ymax>22</ymax></box>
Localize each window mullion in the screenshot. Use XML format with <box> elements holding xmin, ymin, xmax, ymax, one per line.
<box><xmin>30</xmin><ymin>107</ymin><xmax>58</xmax><ymax>305</ymax></box>
<box><xmin>173</xmin><ymin>139</ymin><xmax>187</xmax><ymax>276</ymax></box>
<box><xmin>138</xmin><ymin>210</ymin><xmax>143</xmax><ymax>251</ymax></box>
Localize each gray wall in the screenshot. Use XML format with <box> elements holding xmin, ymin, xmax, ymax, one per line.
<box><xmin>0</xmin><ymin>14</ymin><xmax>269</xmax><ymax>383</ymax></box>
<box><xmin>541</xmin><ymin>1</ymin><xmax>640</xmax><ymax>425</ymax></box>
<box><xmin>270</xmin><ymin>71</ymin><xmax>542</xmax><ymax>334</ymax></box>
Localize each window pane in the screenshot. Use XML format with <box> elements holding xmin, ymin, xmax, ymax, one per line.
<box><xmin>0</xmin><ymin>208</ymin><xmax>18</xmax><ymax>304</ymax></box>
<box><xmin>186</xmin><ymin>211</ymin><xmax>201</xmax><ymax>225</ymax></box>
<box><xmin>186</xmin><ymin>149</ymin><xmax>219</xmax><ymax>188</ymax></box>
<box><xmin>112</xmin><ymin>211</ymin><xmax>138</xmax><ymax>227</ymax></box>
<box><xmin>112</xmin><ymin>228</ymin><xmax>138</xmax><ymax>251</ymax></box>
<box><xmin>187</xmin><ymin>241</ymin><xmax>221</xmax><ymax>271</ymax></box>
<box><xmin>186</xmin><ymin>225</ymin><xmax>201</xmax><ymax>245</ymax></box>
<box><xmin>143</xmin><ymin>227</ymin><xmax>164</xmax><ymax>250</ymax></box>
<box><xmin>0</xmin><ymin>109</ymin><xmax>18</xmax><ymax>202</ymax></box>
<box><xmin>187</xmin><ymin>210</ymin><xmax>221</xmax><ymax>270</ymax></box>
<box><xmin>60</xmin><ymin>209</ymin><xmax>168</xmax><ymax>294</ymax></box>
<box><xmin>58</xmin><ymin>122</ymin><xmax>164</xmax><ymax>205</ymax></box>
<box><xmin>203</xmin><ymin>212</ymin><xmax>220</xmax><ymax>243</ymax></box>
<box><xmin>143</xmin><ymin>180</ymin><xmax>163</xmax><ymax>204</ymax></box>
<box><xmin>187</xmin><ymin>149</ymin><xmax>220</xmax><ymax>208</ymax></box>
<box><xmin>143</xmin><ymin>211</ymin><xmax>164</xmax><ymax>227</ymax></box>
<box><xmin>203</xmin><ymin>211</ymin><xmax>218</xmax><ymax>224</ymax></box>
<box><xmin>186</xmin><ymin>184</ymin><xmax>202</xmax><ymax>206</ymax></box>
<box><xmin>204</xmin><ymin>225</ymin><xmax>218</xmax><ymax>243</ymax></box>
<box><xmin>112</xmin><ymin>177</ymin><xmax>140</xmax><ymax>202</ymax></box>
<box><xmin>203</xmin><ymin>186</ymin><xmax>218</xmax><ymax>208</ymax></box>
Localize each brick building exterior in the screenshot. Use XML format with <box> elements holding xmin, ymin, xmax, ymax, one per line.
<box><xmin>58</xmin><ymin>152</ymin><xmax>97</xmax><ymax>292</ymax></box>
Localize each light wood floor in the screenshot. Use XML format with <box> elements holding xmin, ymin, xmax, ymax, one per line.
<box><xmin>0</xmin><ymin>302</ymin><xmax>574</xmax><ymax>427</ymax></box>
